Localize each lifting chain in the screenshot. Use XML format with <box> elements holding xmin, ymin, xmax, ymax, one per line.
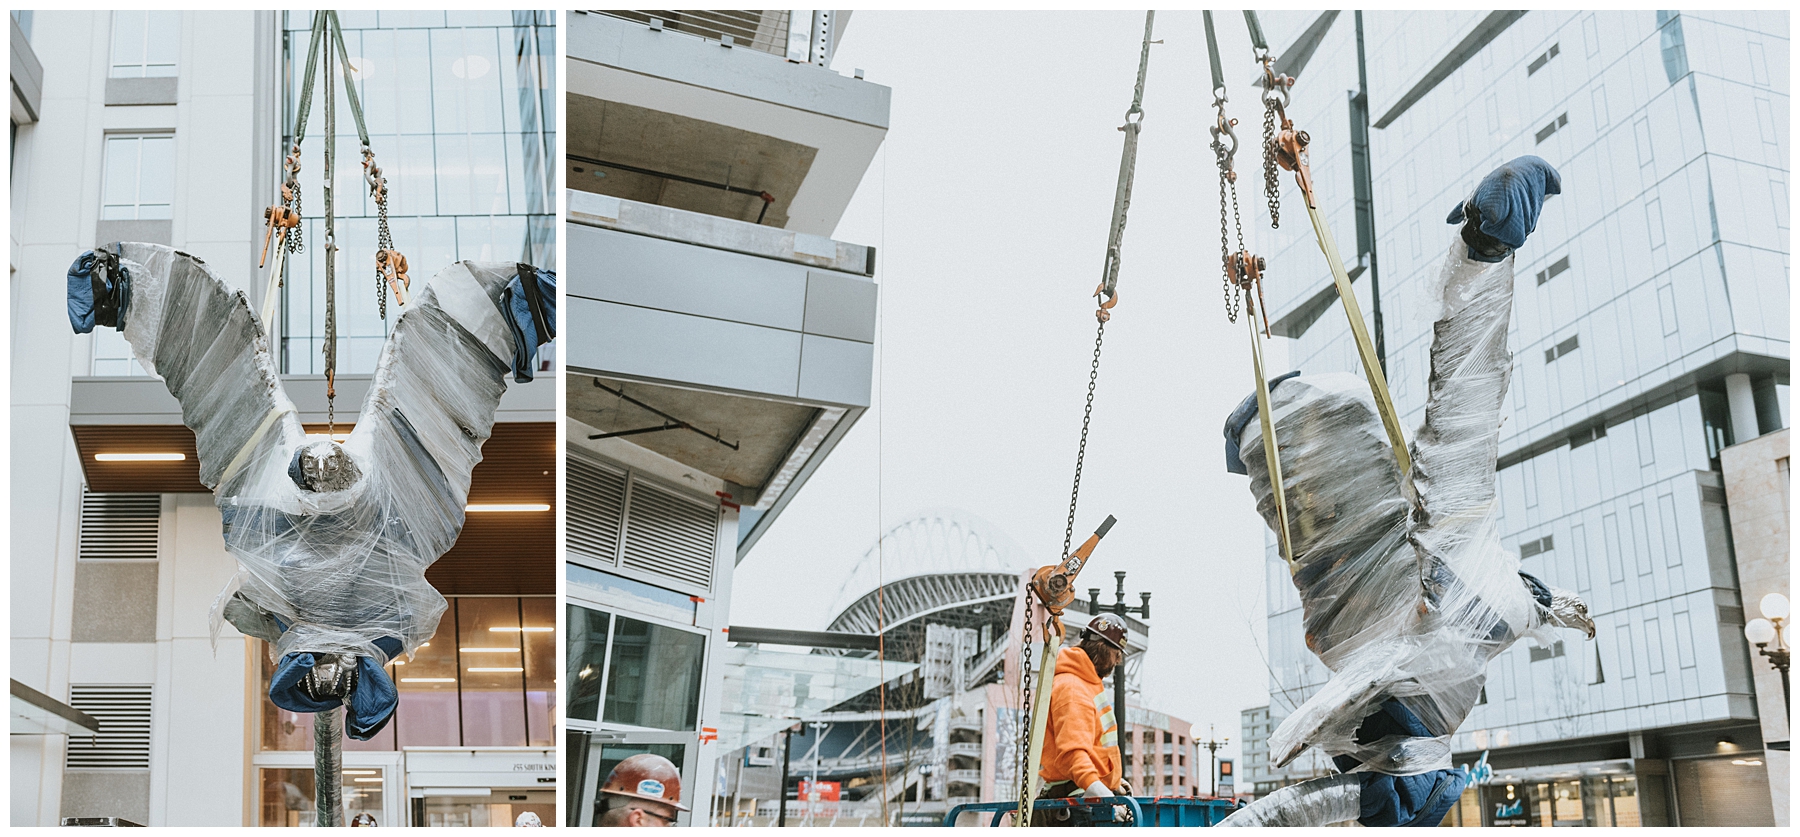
<box><xmin>1016</xmin><ymin>591</ymin><xmax>1036</xmax><ymax>822</ymax></box>
<box><xmin>1261</xmin><ymin>90</ymin><xmax>1283</xmax><ymax>229</ymax></box>
<box><xmin>366</xmin><ymin>148</ymin><xmax>406</xmax><ymax>320</ymax></box>
<box><xmin>1019</xmin><ymin>12</ymin><xmax>1156</xmax><ymax>822</ymax></box>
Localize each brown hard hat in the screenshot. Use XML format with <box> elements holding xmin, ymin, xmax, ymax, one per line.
<box><xmin>602</xmin><ymin>753</ymin><xmax>689</xmax><ymax>812</ymax></box>
<box><xmin>1085</xmin><ymin>613</ymin><xmax>1127</xmax><ymax>650</ymax></box>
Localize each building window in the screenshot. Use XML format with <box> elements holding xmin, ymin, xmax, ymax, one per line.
<box><xmin>110</xmin><ymin>11</ymin><xmax>179</xmax><ymax>78</ymax></box>
<box><xmin>101</xmin><ymin>134</ymin><xmax>174</xmax><ymax>220</ymax></box>
<box><xmin>278</xmin><ymin>11</ymin><xmax>557</xmax><ymax>375</ymax></box>
<box><xmin>1535</xmin><ymin>112</ymin><xmax>1570</xmax><ymax>144</ymax></box>
<box><xmin>565</xmin><ymin>603</ymin><xmax>705</xmax><ymax>730</ymax></box>
<box><xmin>1527</xmin><ymin>42</ymin><xmax>1560</xmax><ymax>75</ymax></box>
<box><xmin>259</xmin><ymin>767</ymin><xmax>384</xmax><ymax>827</ymax></box>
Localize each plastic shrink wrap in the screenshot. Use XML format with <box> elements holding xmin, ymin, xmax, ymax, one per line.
<box><xmin>67</xmin><ymin>243</ymin><xmax>552</xmax><ymax>738</ymax></box>
<box><xmin>1233</xmin><ymin>236</ymin><xmax>1592</xmax><ymax>818</ymax></box>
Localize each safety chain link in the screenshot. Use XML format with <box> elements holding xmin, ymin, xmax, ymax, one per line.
<box><xmin>1016</xmin><ymin>592</ymin><xmax>1036</xmax><ymax>822</ymax></box>
<box><xmin>1261</xmin><ymin>100</ymin><xmax>1282</xmax><ymax>229</ymax></box>
<box><xmin>1063</xmin><ymin>322</ymin><xmax>1106</xmax><ymax>561</ymax></box>
<box><xmin>283</xmin><ymin>147</ymin><xmax>304</xmax><ymax>255</ymax></box>
<box><xmin>364</xmin><ymin>147</ymin><xmax>395</xmax><ymax>320</ymax></box>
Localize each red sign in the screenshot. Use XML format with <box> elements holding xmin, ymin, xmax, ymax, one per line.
<box><xmin>798</xmin><ymin>780</ymin><xmax>840</xmax><ymax>802</ymax></box>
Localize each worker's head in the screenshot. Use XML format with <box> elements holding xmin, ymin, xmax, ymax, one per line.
<box><xmin>599</xmin><ymin>753</ymin><xmax>686</xmax><ymax>826</ymax></box>
<box><xmin>1080</xmin><ymin>613</ymin><xmax>1127</xmax><ymax>678</ymax></box>
<box><xmin>597</xmin><ymin>800</ymin><xmax>676</xmax><ymax>827</ymax></box>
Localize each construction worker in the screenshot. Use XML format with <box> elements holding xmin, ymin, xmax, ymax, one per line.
<box><xmin>1033</xmin><ymin>613</ymin><xmax>1133</xmax><ymax>826</ymax></box>
<box><xmin>596</xmin><ymin>753</ymin><xmax>688</xmax><ymax>827</ymax></box>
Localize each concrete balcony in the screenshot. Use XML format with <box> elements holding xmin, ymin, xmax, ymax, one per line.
<box><xmin>947</xmin><ymin>741</ymin><xmax>982</xmax><ymax>760</ymax></box>
<box><xmin>947</xmin><ymin>769</ymin><xmax>982</xmax><ymax>787</ymax></box>
<box><xmin>566</xmin><ymin>193</ymin><xmax>877</xmax><ymax>553</ymax></box>
<box><xmin>567</xmin><ymin>10</ymin><xmax>889</xmax><ymax>236</ymax></box>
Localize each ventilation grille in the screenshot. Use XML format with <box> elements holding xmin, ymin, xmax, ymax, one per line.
<box><xmin>65</xmin><ymin>685</ymin><xmax>152</xmax><ymax>770</ymax></box>
<box><xmin>594</xmin><ymin>11</ymin><xmax>791</xmax><ymax>57</ymax></box>
<box><xmin>78</xmin><ymin>493</ymin><xmax>161</xmax><ymax>560</ymax></box>
<box><xmin>621</xmin><ymin>477</ymin><xmax>719</xmax><ymax>591</ymax></box>
<box><xmin>567</xmin><ymin>456</ymin><xmax>626</xmax><ymax>565</ymax></box>
<box><xmin>1519</xmin><ymin>535</ymin><xmax>1555</xmax><ymax>558</ymax></box>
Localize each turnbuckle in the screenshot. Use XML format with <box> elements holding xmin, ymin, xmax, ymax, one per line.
<box><xmin>376</xmin><ymin>249</ymin><xmax>410</xmax><ymax>306</ymax></box>
<box><xmin>260</xmin><ymin>205</ymin><xmax>301</xmax><ymax>268</ymax></box>
<box><xmin>1227</xmin><ymin>250</ymin><xmax>1273</xmax><ymax>338</ymax></box>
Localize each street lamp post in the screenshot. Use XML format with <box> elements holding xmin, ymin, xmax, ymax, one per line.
<box><xmin>1199</xmin><ymin>725</ymin><xmax>1229</xmax><ymax>798</ymax></box>
<box><xmin>1089</xmin><ymin>571</ymin><xmax>1150</xmax><ymax>790</ymax></box>
<box><xmin>1744</xmin><ymin>593</ymin><xmax>1791</xmax><ymax>717</ymax></box>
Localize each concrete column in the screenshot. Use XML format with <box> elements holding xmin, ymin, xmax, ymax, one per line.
<box><xmin>1727</xmin><ymin>373</ymin><xmax>1761</xmax><ymax>444</ymax></box>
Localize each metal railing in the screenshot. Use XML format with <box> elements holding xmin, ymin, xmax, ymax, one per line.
<box><xmin>591</xmin><ymin>10</ymin><xmax>837</xmax><ymax>65</ymax></box>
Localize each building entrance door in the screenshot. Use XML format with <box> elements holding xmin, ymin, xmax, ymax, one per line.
<box><xmin>414</xmin><ymin>789</ymin><xmax>556</xmax><ymax>826</ymax></box>
<box><xmin>577</xmin><ymin>731</ymin><xmax>696</xmax><ymax>826</ymax></box>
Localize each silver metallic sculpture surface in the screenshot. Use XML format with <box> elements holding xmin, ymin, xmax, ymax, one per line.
<box><xmin>1220</xmin><ymin>232</ymin><xmax>1595</xmax><ymax>826</ymax></box>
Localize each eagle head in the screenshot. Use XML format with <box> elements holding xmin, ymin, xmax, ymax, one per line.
<box><xmin>288</xmin><ymin>440</ymin><xmax>362</xmax><ymax>493</ymax></box>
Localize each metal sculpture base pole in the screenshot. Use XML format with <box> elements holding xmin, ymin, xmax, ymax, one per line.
<box><xmin>315</xmin><ymin>706</ymin><xmax>344</xmax><ymax>827</ymax></box>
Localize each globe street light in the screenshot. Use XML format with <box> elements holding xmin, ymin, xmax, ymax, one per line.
<box><xmin>1743</xmin><ymin>592</ymin><xmax>1790</xmax><ymax>717</ymax></box>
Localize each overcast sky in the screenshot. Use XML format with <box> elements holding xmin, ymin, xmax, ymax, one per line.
<box><xmin>729</xmin><ymin>11</ymin><xmax>1305</xmax><ymax>764</ymax></box>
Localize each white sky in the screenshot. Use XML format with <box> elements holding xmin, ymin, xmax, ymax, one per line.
<box><xmin>729</xmin><ymin>11</ymin><xmax>1302</xmax><ymax>765</ymax></box>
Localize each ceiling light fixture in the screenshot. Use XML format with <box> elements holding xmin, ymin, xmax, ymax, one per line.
<box><xmin>94</xmin><ymin>453</ymin><xmax>186</xmax><ymax>462</ymax></box>
<box><xmin>353</xmin><ymin>777</ymin><xmax>384</xmax><ymax>783</ymax></box>
<box><xmin>465</xmin><ymin>503</ymin><xmax>551</xmax><ymax>512</ymax></box>
<box><xmin>489</xmin><ymin>627</ymin><xmax>554</xmax><ymax>633</ymax></box>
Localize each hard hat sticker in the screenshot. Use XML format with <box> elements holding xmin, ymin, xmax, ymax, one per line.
<box><xmin>637</xmin><ymin>779</ymin><xmax>665</xmax><ymax>797</ymax></box>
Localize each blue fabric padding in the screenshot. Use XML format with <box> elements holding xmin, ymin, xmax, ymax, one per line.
<box><xmin>266</xmin><ymin>634</ymin><xmax>405</xmax><ymax>740</ymax></box>
<box><xmin>344</xmin><ymin>657</ymin><xmax>398</xmax><ymax>740</ymax></box>
<box><xmin>1445</xmin><ymin>156</ymin><xmax>1562</xmax><ymax>262</ymax></box>
<box><xmin>500</xmin><ymin>266</ymin><xmax>556</xmax><ymax>383</ymax></box>
<box><xmin>1223</xmin><ymin>371</ymin><xmax>1301</xmax><ymax>474</ymax></box>
<box><xmin>1332</xmin><ymin>699</ymin><xmax>1468</xmax><ymax>827</ymax></box>
<box><xmin>67</xmin><ymin>251</ymin><xmax>99</xmax><ymax>334</ymax></box>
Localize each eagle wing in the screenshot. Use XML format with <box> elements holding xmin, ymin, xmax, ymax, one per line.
<box><xmin>346</xmin><ymin>261</ymin><xmax>527</xmax><ymax>559</ymax></box>
<box><xmin>103</xmin><ymin>243</ymin><xmax>304</xmax><ymax>494</ymax></box>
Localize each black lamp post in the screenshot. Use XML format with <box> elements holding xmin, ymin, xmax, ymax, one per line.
<box><xmin>1744</xmin><ymin>593</ymin><xmax>1791</xmax><ymax>717</ymax></box>
<box><xmin>1089</xmin><ymin>571</ymin><xmax>1150</xmax><ymax>791</ymax></box>
<box><xmin>1199</xmin><ymin>724</ymin><xmax>1230</xmax><ymax>798</ymax></box>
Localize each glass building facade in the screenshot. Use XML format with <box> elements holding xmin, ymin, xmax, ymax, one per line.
<box><xmin>1244</xmin><ymin>10</ymin><xmax>1785</xmax><ymax>826</ymax></box>
<box><xmin>279</xmin><ymin>10</ymin><xmax>556</xmax><ymax>375</ymax></box>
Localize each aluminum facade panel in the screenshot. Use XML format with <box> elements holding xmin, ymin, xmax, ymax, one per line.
<box><xmin>797</xmin><ymin>333</ymin><xmax>873</xmax><ymax>407</ymax></box>
<box><xmin>569</xmin><ymin>296</ymin><xmax>803</xmax><ymax>399</ymax></box>
<box><xmin>570</xmin><ymin>223</ymin><xmax>807</xmax><ymax>332</ymax></box>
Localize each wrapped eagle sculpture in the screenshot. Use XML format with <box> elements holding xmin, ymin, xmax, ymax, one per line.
<box><xmin>1217</xmin><ymin>158</ymin><xmax>1595</xmax><ymax>827</ymax></box>
<box><xmin>67</xmin><ymin>242</ymin><xmax>554</xmax><ymax>740</ymax></box>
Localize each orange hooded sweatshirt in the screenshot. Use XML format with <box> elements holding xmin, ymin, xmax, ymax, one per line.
<box><xmin>1038</xmin><ymin>646</ymin><xmax>1121</xmax><ymax>791</ymax></box>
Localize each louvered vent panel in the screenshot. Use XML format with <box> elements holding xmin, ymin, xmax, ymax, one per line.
<box><xmin>620</xmin><ymin>478</ymin><xmax>718</xmax><ymax>591</ymax></box>
<box><xmin>78</xmin><ymin>493</ymin><xmax>161</xmax><ymax>560</ymax></box>
<box><xmin>567</xmin><ymin>457</ymin><xmax>626</xmax><ymax>565</ymax></box>
<box><xmin>65</xmin><ymin>685</ymin><xmax>152</xmax><ymax>770</ymax></box>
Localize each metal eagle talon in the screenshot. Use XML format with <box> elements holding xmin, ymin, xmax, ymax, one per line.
<box><xmin>298</xmin><ymin>653</ymin><xmax>359</xmax><ymax>703</ymax></box>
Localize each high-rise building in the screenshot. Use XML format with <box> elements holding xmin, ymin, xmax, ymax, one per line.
<box><xmin>561</xmin><ymin>10</ymin><xmax>888</xmax><ymax>826</ymax></box>
<box><xmin>1237</xmin><ymin>10</ymin><xmax>1786</xmax><ymax>827</ymax></box>
<box><xmin>10</xmin><ymin>11</ymin><xmax>557</xmax><ymax>826</ymax></box>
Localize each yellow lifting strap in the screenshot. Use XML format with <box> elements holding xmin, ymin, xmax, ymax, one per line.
<box><xmin>1260</xmin><ymin>55</ymin><xmax>1411</xmax><ymax>478</ymax></box>
<box><xmin>1016</xmin><ymin>616</ymin><xmax>1064</xmax><ymax>826</ymax></box>
<box><xmin>1245</xmin><ymin>312</ymin><xmax>1298</xmax><ymax>574</ymax></box>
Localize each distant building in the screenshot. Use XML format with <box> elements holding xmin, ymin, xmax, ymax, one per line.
<box><xmin>1243</xmin><ymin>10</ymin><xmax>1786</xmax><ymax>827</ymax></box>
